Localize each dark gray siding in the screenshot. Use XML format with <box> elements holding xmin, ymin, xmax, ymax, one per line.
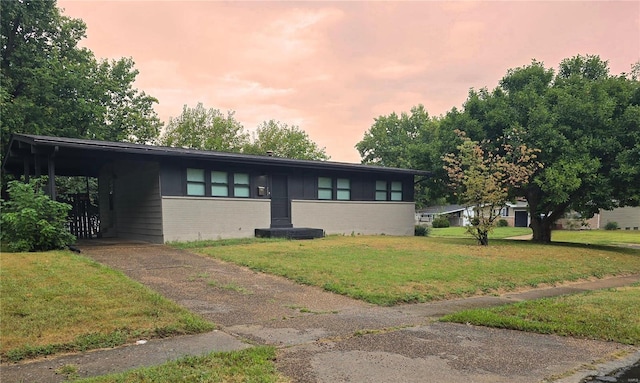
<box><xmin>113</xmin><ymin>160</ymin><xmax>163</xmax><ymax>243</ymax></box>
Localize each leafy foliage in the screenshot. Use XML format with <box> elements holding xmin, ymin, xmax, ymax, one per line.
<box><xmin>414</xmin><ymin>225</ymin><xmax>430</xmax><ymax>237</ymax></box>
<box><xmin>431</xmin><ymin>216</ymin><xmax>450</xmax><ymax>228</ymax></box>
<box><xmin>356</xmin><ymin>105</ymin><xmax>447</xmax><ymax>207</ymax></box>
<box><xmin>604</xmin><ymin>221</ymin><xmax>619</xmax><ymax>230</ymax></box>
<box><xmin>159</xmin><ymin>103</ymin><xmax>249</xmax><ymax>152</ymax></box>
<box><xmin>0</xmin><ymin>0</ymin><xmax>161</xmax><ymax>160</ymax></box>
<box><xmin>243</xmin><ymin>119</ymin><xmax>329</xmax><ymax>160</ymax></box>
<box><xmin>0</xmin><ymin>178</ymin><xmax>75</xmax><ymax>252</ymax></box>
<box><xmin>443</xmin><ymin>130</ymin><xmax>540</xmax><ymax>245</ymax></box>
<box><xmin>160</xmin><ymin>104</ymin><xmax>329</xmax><ymax>160</ymax></box>
<box><xmin>357</xmin><ymin>55</ymin><xmax>639</xmax><ymax>242</ymax></box>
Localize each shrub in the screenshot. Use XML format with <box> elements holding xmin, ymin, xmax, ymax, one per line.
<box><xmin>497</xmin><ymin>219</ymin><xmax>509</xmax><ymax>227</ymax></box>
<box><xmin>414</xmin><ymin>225</ymin><xmax>430</xmax><ymax>237</ymax></box>
<box><xmin>431</xmin><ymin>216</ymin><xmax>450</xmax><ymax>228</ymax></box>
<box><xmin>1</xmin><ymin>178</ymin><xmax>75</xmax><ymax>252</ymax></box>
<box><xmin>604</xmin><ymin>221</ymin><xmax>619</xmax><ymax>230</ymax></box>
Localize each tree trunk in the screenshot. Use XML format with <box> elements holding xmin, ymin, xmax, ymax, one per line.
<box><xmin>530</xmin><ymin>216</ymin><xmax>552</xmax><ymax>243</ymax></box>
<box><xmin>478</xmin><ymin>230</ymin><xmax>489</xmax><ymax>246</ymax></box>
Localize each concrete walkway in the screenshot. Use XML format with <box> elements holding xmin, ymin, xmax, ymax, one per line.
<box><xmin>2</xmin><ymin>242</ymin><xmax>639</xmax><ymax>383</ymax></box>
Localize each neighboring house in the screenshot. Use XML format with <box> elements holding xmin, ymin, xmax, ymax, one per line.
<box><xmin>3</xmin><ymin>134</ymin><xmax>429</xmax><ymax>243</ymax></box>
<box><xmin>416</xmin><ymin>205</ymin><xmax>474</xmax><ymax>227</ymax></box>
<box><xmin>502</xmin><ymin>201</ymin><xmax>530</xmax><ymax>228</ymax></box>
<box><xmin>599</xmin><ymin>207</ymin><xmax>640</xmax><ymax>230</ymax></box>
<box><xmin>417</xmin><ymin>201</ymin><xmax>531</xmax><ymax>228</ymax></box>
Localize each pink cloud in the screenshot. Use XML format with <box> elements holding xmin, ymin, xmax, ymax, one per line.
<box><xmin>59</xmin><ymin>1</ymin><xmax>639</xmax><ymax>163</ymax></box>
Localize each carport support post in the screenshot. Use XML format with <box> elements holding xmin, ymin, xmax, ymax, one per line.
<box><xmin>47</xmin><ymin>156</ymin><xmax>56</xmax><ymax>200</ymax></box>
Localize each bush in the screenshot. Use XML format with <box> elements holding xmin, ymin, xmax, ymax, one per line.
<box><xmin>604</xmin><ymin>221</ymin><xmax>619</xmax><ymax>230</ymax></box>
<box><xmin>431</xmin><ymin>216</ymin><xmax>450</xmax><ymax>228</ymax></box>
<box><xmin>414</xmin><ymin>225</ymin><xmax>430</xmax><ymax>237</ymax></box>
<box><xmin>1</xmin><ymin>178</ymin><xmax>75</xmax><ymax>252</ymax></box>
<box><xmin>497</xmin><ymin>219</ymin><xmax>509</xmax><ymax>227</ymax></box>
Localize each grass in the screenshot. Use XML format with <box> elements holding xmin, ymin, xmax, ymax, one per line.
<box><xmin>75</xmin><ymin>346</ymin><xmax>287</xmax><ymax>383</ymax></box>
<box><xmin>176</xmin><ymin>235</ymin><xmax>640</xmax><ymax>306</ymax></box>
<box><xmin>430</xmin><ymin>226</ymin><xmax>532</xmax><ymax>239</ymax></box>
<box><xmin>0</xmin><ymin>251</ymin><xmax>214</xmax><ymax>362</ymax></box>
<box><xmin>441</xmin><ymin>285</ymin><xmax>640</xmax><ymax>345</ymax></box>
<box><xmin>552</xmin><ymin>230</ymin><xmax>640</xmax><ymax>246</ymax></box>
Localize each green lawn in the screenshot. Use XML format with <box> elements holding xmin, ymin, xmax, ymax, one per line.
<box><xmin>176</xmin><ymin>235</ymin><xmax>640</xmax><ymax>306</ymax></box>
<box><xmin>430</xmin><ymin>226</ymin><xmax>532</xmax><ymax>238</ymax></box>
<box><xmin>0</xmin><ymin>251</ymin><xmax>214</xmax><ymax>362</ymax></box>
<box><xmin>552</xmin><ymin>230</ymin><xmax>640</xmax><ymax>246</ymax></box>
<box><xmin>74</xmin><ymin>346</ymin><xmax>286</xmax><ymax>383</ymax></box>
<box><xmin>441</xmin><ymin>285</ymin><xmax>640</xmax><ymax>345</ymax></box>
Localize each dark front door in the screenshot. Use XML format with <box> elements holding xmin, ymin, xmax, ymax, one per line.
<box><xmin>514</xmin><ymin>211</ymin><xmax>528</xmax><ymax>227</ymax></box>
<box><xmin>270</xmin><ymin>175</ymin><xmax>292</xmax><ymax>228</ymax></box>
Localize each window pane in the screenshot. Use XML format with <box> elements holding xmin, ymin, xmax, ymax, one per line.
<box><xmin>391</xmin><ymin>181</ymin><xmax>402</xmax><ymax>191</ymax></box>
<box><xmin>234</xmin><ymin>173</ymin><xmax>249</xmax><ymax>184</ymax></box>
<box><xmin>212</xmin><ymin>185</ymin><xmax>228</xmax><ymax>197</ymax></box>
<box><xmin>391</xmin><ymin>191</ymin><xmax>402</xmax><ymax>201</ymax></box>
<box><xmin>318</xmin><ymin>189</ymin><xmax>332</xmax><ymax>200</ymax></box>
<box><xmin>187</xmin><ymin>183</ymin><xmax>205</xmax><ymax>196</ymax></box>
<box><xmin>318</xmin><ymin>177</ymin><xmax>332</xmax><ymax>188</ymax></box>
<box><xmin>187</xmin><ymin>168</ymin><xmax>204</xmax><ymax>182</ymax></box>
<box><xmin>212</xmin><ymin>171</ymin><xmax>227</xmax><ymax>184</ymax></box>
<box><xmin>234</xmin><ymin>186</ymin><xmax>250</xmax><ymax>198</ymax></box>
<box><xmin>375</xmin><ymin>191</ymin><xmax>387</xmax><ymax>201</ymax></box>
<box><xmin>376</xmin><ymin>180</ymin><xmax>387</xmax><ymax>191</ymax></box>
<box><xmin>337</xmin><ymin>178</ymin><xmax>350</xmax><ymax>189</ymax></box>
<box><xmin>337</xmin><ymin>190</ymin><xmax>350</xmax><ymax>200</ymax></box>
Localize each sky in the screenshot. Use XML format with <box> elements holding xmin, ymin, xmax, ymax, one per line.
<box><xmin>58</xmin><ymin>1</ymin><xmax>640</xmax><ymax>163</ymax></box>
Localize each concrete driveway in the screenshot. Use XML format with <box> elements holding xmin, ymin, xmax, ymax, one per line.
<box><xmin>2</xmin><ymin>241</ymin><xmax>638</xmax><ymax>383</ymax></box>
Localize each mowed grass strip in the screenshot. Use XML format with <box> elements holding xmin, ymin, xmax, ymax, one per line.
<box><xmin>552</xmin><ymin>230</ymin><xmax>640</xmax><ymax>246</ymax></box>
<box><xmin>430</xmin><ymin>226</ymin><xmax>532</xmax><ymax>239</ymax></box>
<box><xmin>183</xmin><ymin>236</ymin><xmax>640</xmax><ymax>306</ymax></box>
<box><xmin>1</xmin><ymin>251</ymin><xmax>214</xmax><ymax>361</ymax></box>
<box><xmin>75</xmin><ymin>346</ymin><xmax>286</xmax><ymax>383</ymax></box>
<box><xmin>440</xmin><ymin>286</ymin><xmax>640</xmax><ymax>345</ymax></box>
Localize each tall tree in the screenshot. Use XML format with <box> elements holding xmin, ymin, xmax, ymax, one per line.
<box><xmin>356</xmin><ymin>105</ymin><xmax>447</xmax><ymax>207</ymax></box>
<box><xmin>243</xmin><ymin>120</ymin><xmax>329</xmax><ymax>160</ymax></box>
<box><xmin>446</xmin><ymin>55</ymin><xmax>640</xmax><ymax>242</ymax></box>
<box><xmin>1</xmin><ymin>0</ymin><xmax>161</xmax><ymax>160</ymax></box>
<box><xmin>159</xmin><ymin>103</ymin><xmax>249</xmax><ymax>152</ymax></box>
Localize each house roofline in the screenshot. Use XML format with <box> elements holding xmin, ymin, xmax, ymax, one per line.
<box><xmin>4</xmin><ymin>134</ymin><xmax>432</xmax><ymax>177</ymax></box>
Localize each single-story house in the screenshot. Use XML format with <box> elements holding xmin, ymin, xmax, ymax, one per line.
<box><xmin>417</xmin><ymin>201</ymin><xmax>530</xmax><ymax>228</ymax></box>
<box><xmin>416</xmin><ymin>205</ymin><xmax>474</xmax><ymax>227</ymax></box>
<box><xmin>598</xmin><ymin>207</ymin><xmax>640</xmax><ymax>230</ymax></box>
<box><xmin>2</xmin><ymin>134</ymin><xmax>430</xmax><ymax>243</ymax></box>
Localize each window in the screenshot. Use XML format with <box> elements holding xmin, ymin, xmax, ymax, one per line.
<box><xmin>501</xmin><ymin>207</ymin><xmax>509</xmax><ymax>217</ymax></box>
<box><xmin>234</xmin><ymin>173</ymin><xmax>250</xmax><ymax>198</ymax></box>
<box><xmin>336</xmin><ymin>178</ymin><xmax>351</xmax><ymax>200</ymax></box>
<box><xmin>390</xmin><ymin>181</ymin><xmax>402</xmax><ymax>201</ymax></box>
<box><xmin>211</xmin><ymin>171</ymin><xmax>228</xmax><ymax>197</ymax></box>
<box><xmin>187</xmin><ymin>168</ymin><xmax>205</xmax><ymax>196</ymax></box>
<box><xmin>318</xmin><ymin>177</ymin><xmax>333</xmax><ymax>200</ymax></box>
<box><xmin>375</xmin><ymin>180</ymin><xmax>387</xmax><ymax>201</ymax></box>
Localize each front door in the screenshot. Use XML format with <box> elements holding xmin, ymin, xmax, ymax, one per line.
<box><xmin>514</xmin><ymin>211</ymin><xmax>528</xmax><ymax>227</ymax></box>
<box><xmin>270</xmin><ymin>175</ymin><xmax>292</xmax><ymax>228</ymax></box>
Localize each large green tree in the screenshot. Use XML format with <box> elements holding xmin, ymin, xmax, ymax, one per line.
<box><xmin>243</xmin><ymin>120</ymin><xmax>329</xmax><ymax>161</ymax></box>
<box><xmin>1</xmin><ymin>0</ymin><xmax>162</xmax><ymax>160</ymax></box>
<box><xmin>450</xmin><ymin>55</ymin><xmax>640</xmax><ymax>242</ymax></box>
<box><xmin>355</xmin><ymin>105</ymin><xmax>449</xmax><ymax>207</ymax></box>
<box><xmin>159</xmin><ymin>103</ymin><xmax>249</xmax><ymax>152</ymax></box>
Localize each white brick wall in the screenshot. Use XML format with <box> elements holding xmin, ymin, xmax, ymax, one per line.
<box><xmin>162</xmin><ymin>197</ymin><xmax>271</xmax><ymax>242</ymax></box>
<box><xmin>291</xmin><ymin>200</ymin><xmax>415</xmax><ymax>236</ymax></box>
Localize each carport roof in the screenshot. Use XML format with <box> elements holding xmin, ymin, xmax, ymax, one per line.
<box><xmin>3</xmin><ymin>134</ymin><xmax>432</xmax><ymax>178</ymax></box>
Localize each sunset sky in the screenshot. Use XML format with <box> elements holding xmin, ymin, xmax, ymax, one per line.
<box><xmin>58</xmin><ymin>1</ymin><xmax>639</xmax><ymax>163</ymax></box>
